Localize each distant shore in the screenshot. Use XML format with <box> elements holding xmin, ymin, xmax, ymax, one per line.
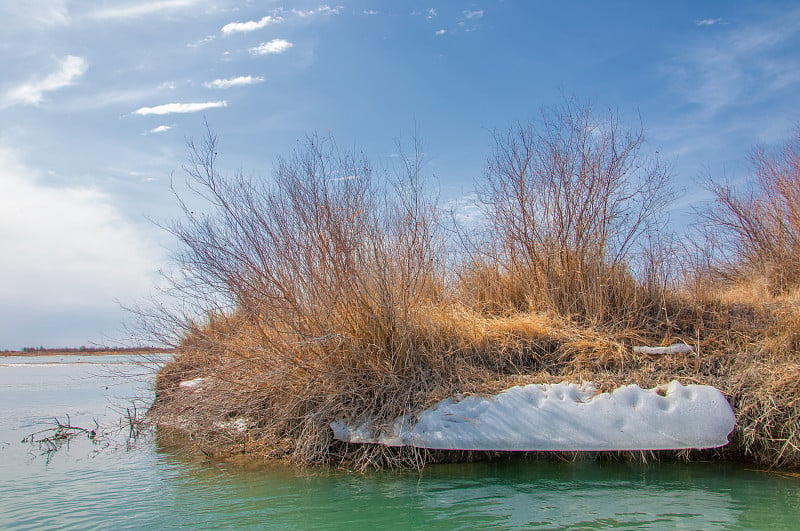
<box><xmin>1</xmin><ymin>347</ymin><xmax>174</xmax><ymax>357</ymax></box>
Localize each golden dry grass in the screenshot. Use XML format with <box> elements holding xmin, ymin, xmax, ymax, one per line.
<box><xmin>147</xmin><ymin>113</ymin><xmax>800</xmax><ymax>470</ymax></box>
<box><xmin>149</xmin><ymin>283</ymin><xmax>800</xmax><ymax>470</ymax></box>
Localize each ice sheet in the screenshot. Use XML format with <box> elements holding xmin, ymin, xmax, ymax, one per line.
<box><xmin>331</xmin><ymin>381</ymin><xmax>736</xmax><ymax>451</ymax></box>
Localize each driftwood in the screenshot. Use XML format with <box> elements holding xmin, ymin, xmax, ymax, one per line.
<box><xmin>21</xmin><ymin>414</ymin><xmax>98</xmax><ymax>454</ymax></box>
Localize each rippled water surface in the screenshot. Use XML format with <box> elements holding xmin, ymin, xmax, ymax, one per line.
<box><xmin>1</xmin><ymin>355</ymin><xmax>798</xmax><ymax>530</ymax></box>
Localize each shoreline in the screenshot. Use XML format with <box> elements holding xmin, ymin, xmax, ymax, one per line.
<box><xmin>1</xmin><ymin>348</ymin><xmax>174</xmax><ymax>357</ymax></box>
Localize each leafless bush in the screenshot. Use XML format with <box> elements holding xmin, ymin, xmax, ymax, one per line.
<box><xmin>144</xmin><ymin>120</ymin><xmax>800</xmax><ymax>471</ymax></box>
<box><xmin>149</xmin><ymin>126</ymin><xmax>465</xmax><ymax>466</ymax></box>
<box><xmin>474</xmin><ymin>97</ymin><xmax>675</xmax><ymax>326</ymax></box>
<box><xmin>699</xmin><ymin>127</ymin><xmax>800</xmax><ymax>293</ymax></box>
<box><xmin>168</xmin><ymin>126</ymin><xmax>442</xmax><ymax>341</ymax></box>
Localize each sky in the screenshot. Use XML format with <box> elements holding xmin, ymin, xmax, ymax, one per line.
<box><xmin>2</xmin><ymin>1</ymin><xmax>800</xmax><ymax>350</ymax></box>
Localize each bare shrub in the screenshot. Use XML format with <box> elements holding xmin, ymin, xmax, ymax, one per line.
<box><xmin>473</xmin><ymin>97</ymin><xmax>675</xmax><ymax>327</ymax></box>
<box><xmin>148</xmin><ymin>127</ymin><xmax>473</xmax><ymax>466</ymax></box>
<box><xmin>699</xmin><ymin>127</ymin><xmax>800</xmax><ymax>293</ymax></box>
<box><xmin>168</xmin><ymin>127</ymin><xmax>441</xmax><ymax>340</ymax></box>
<box><xmin>685</xmin><ymin>129</ymin><xmax>800</xmax><ymax>467</ymax></box>
<box><xmin>145</xmin><ymin>120</ymin><xmax>800</xmax><ymax>471</ymax></box>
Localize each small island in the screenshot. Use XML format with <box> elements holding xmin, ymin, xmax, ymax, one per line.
<box><xmin>148</xmin><ymin>101</ymin><xmax>800</xmax><ymax>471</ymax></box>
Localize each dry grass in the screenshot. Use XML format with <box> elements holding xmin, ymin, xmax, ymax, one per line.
<box><xmin>708</xmin><ymin>287</ymin><xmax>800</xmax><ymax>468</ymax></box>
<box><xmin>149</xmin><ymin>287</ymin><xmax>800</xmax><ymax>470</ymax></box>
<box><xmin>699</xmin><ymin>127</ymin><xmax>800</xmax><ymax>293</ymax></box>
<box><xmin>147</xmin><ymin>116</ymin><xmax>800</xmax><ymax>470</ymax></box>
<box><xmin>474</xmin><ymin>98</ymin><xmax>675</xmax><ymax>327</ymax></box>
<box><xmin>683</xmin><ymin>128</ymin><xmax>800</xmax><ymax>467</ymax></box>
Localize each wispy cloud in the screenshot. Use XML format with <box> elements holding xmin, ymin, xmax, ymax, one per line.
<box><xmin>666</xmin><ymin>9</ymin><xmax>800</xmax><ymax>114</ymax></box>
<box><xmin>3</xmin><ymin>55</ymin><xmax>87</xmax><ymax>107</ymax></box>
<box><xmin>203</xmin><ymin>76</ymin><xmax>264</xmax><ymax>89</ymax></box>
<box><xmin>458</xmin><ymin>8</ymin><xmax>484</xmax><ymax>32</ymax></box>
<box><xmin>1</xmin><ymin>1</ymin><xmax>70</xmax><ymax>29</ymax></box>
<box><xmin>435</xmin><ymin>29</ymin><xmax>446</xmax><ymax>36</ymax></box>
<box><xmin>249</xmin><ymin>39</ymin><xmax>293</xmax><ymax>56</ymax></box>
<box><xmin>292</xmin><ymin>5</ymin><xmax>343</xmax><ymax>17</ymax></box>
<box><xmin>133</xmin><ymin>101</ymin><xmax>227</xmax><ymax>115</ymax></box>
<box><xmin>221</xmin><ymin>15</ymin><xmax>281</xmax><ymax>35</ymax></box>
<box><xmin>695</xmin><ymin>18</ymin><xmax>725</xmax><ymax>26</ymax></box>
<box><xmin>187</xmin><ymin>34</ymin><xmax>215</xmax><ymax>48</ymax></box>
<box><xmin>90</xmin><ymin>0</ymin><xmax>201</xmax><ymax>20</ymax></box>
<box><xmin>62</xmin><ymin>85</ymin><xmax>171</xmax><ymax>111</ymax></box>
<box><xmin>443</xmin><ymin>192</ymin><xmax>486</xmax><ymax>227</ymax></box>
<box><xmin>411</xmin><ymin>8</ymin><xmax>437</xmax><ymax>19</ymax></box>
<box><xmin>148</xmin><ymin>125</ymin><xmax>173</xmax><ymax>133</ymax></box>
<box><xmin>363</xmin><ymin>10</ymin><xmax>379</xmax><ymax>16</ymax></box>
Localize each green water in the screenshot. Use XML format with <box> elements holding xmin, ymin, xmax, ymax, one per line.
<box><xmin>1</xmin><ymin>356</ymin><xmax>798</xmax><ymax>530</ymax></box>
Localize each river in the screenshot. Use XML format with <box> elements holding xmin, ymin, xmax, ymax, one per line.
<box><xmin>1</xmin><ymin>355</ymin><xmax>797</xmax><ymax>530</ymax></box>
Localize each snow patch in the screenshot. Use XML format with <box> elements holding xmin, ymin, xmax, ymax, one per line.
<box><xmin>214</xmin><ymin>417</ymin><xmax>250</xmax><ymax>433</ymax></box>
<box><xmin>178</xmin><ymin>377</ymin><xmax>205</xmax><ymax>389</ymax></box>
<box><xmin>331</xmin><ymin>381</ymin><xmax>736</xmax><ymax>451</ymax></box>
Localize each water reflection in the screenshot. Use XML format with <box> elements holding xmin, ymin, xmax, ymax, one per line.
<box><xmin>155</xmin><ymin>440</ymin><xmax>800</xmax><ymax>530</ymax></box>
<box><xmin>1</xmin><ymin>356</ymin><xmax>798</xmax><ymax>530</ymax></box>
<box><xmin>417</xmin><ymin>461</ymin><xmax>736</xmax><ymax>529</ymax></box>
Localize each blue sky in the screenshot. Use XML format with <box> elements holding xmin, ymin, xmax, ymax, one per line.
<box><xmin>2</xmin><ymin>1</ymin><xmax>799</xmax><ymax>349</ymax></box>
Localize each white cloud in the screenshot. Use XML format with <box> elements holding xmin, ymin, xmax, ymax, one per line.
<box><xmin>458</xmin><ymin>9</ymin><xmax>484</xmax><ymax>32</ymax></box>
<box><xmin>203</xmin><ymin>76</ymin><xmax>265</xmax><ymax>89</ymax></box>
<box><xmin>695</xmin><ymin>18</ymin><xmax>725</xmax><ymax>26</ymax></box>
<box><xmin>133</xmin><ymin>101</ymin><xmax>227</xmax><ymax>115</ymax></box>
<box><xmin>148</xmin><ymin>125</ymin><xmax>173</xmax><ymax>133</ymax></box>
<box><xmin>426</xmin><ymin>8</ymin><xmax>437</xmax><ymax>20</ymax></box>
<box><xmin>3</xmin><ymin>55</ymin><xmax>88</xmax><ymax>107</ymax></box>
<box><xmin>249</xmin><ymin>39</ymin><xmax>293</xmax><ymax>56</ymax></box>
<box><xmin>435</xmin><ymin>29</ymin><xmax>446</xmax><ymax>36</ymax></box>
<box><xmin>221</xmin><ymin>15</ymin><xmax>281</xmax><ymax>35</ymax></box>
<box><xmin>363</xmin><ymin>10</ymin><xmax>379</xmax><ymax>15</ymax></box>
<box><xmin>90</xmin><ymin>0</ymin><xmax>201</xmax><ymax>20</ymax></box>
<box><xmin>292</xmin><ymin>5</ymin><xmax>342</xmax><ymax>17</ymax></box>
<box><xmin>188</xmin><ymin>34</ymin><xmax>216</xmax><ymax>48</ymax></box>
<box><xmin>0</xmin><ymin>148</ymin><xmax>161</xmax><ymax>312</ymax></box>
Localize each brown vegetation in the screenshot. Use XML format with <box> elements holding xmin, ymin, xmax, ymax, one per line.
<box><xmin>698</xmin><ymin>127</ymin><xmax>800</xmax><ymax>293</ymax></box>
<box><xmin>147</xmin><ymin>105</ymin><xmax>800</xmax><ymax>470</ymax></box>
<box><xmin>474</xmin><ymin>98</ymin><xmax>675</xmax><ymax>327</ymax></box>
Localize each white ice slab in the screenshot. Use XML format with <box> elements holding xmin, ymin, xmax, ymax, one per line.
<box><xmin>178</xmin><ymin>377</ymin><xmax>206</xmax><ymax>389</ymax></box>
<box><xmin>331</xmin><ymin>381</ymin><xmax>736</xmax><ymax>451</ymax></box>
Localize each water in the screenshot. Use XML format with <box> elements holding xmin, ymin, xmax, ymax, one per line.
<box><xmin>1</xmin><ymin>356</ymin><xmax>798</xmax><ymax>530</ymax></box>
